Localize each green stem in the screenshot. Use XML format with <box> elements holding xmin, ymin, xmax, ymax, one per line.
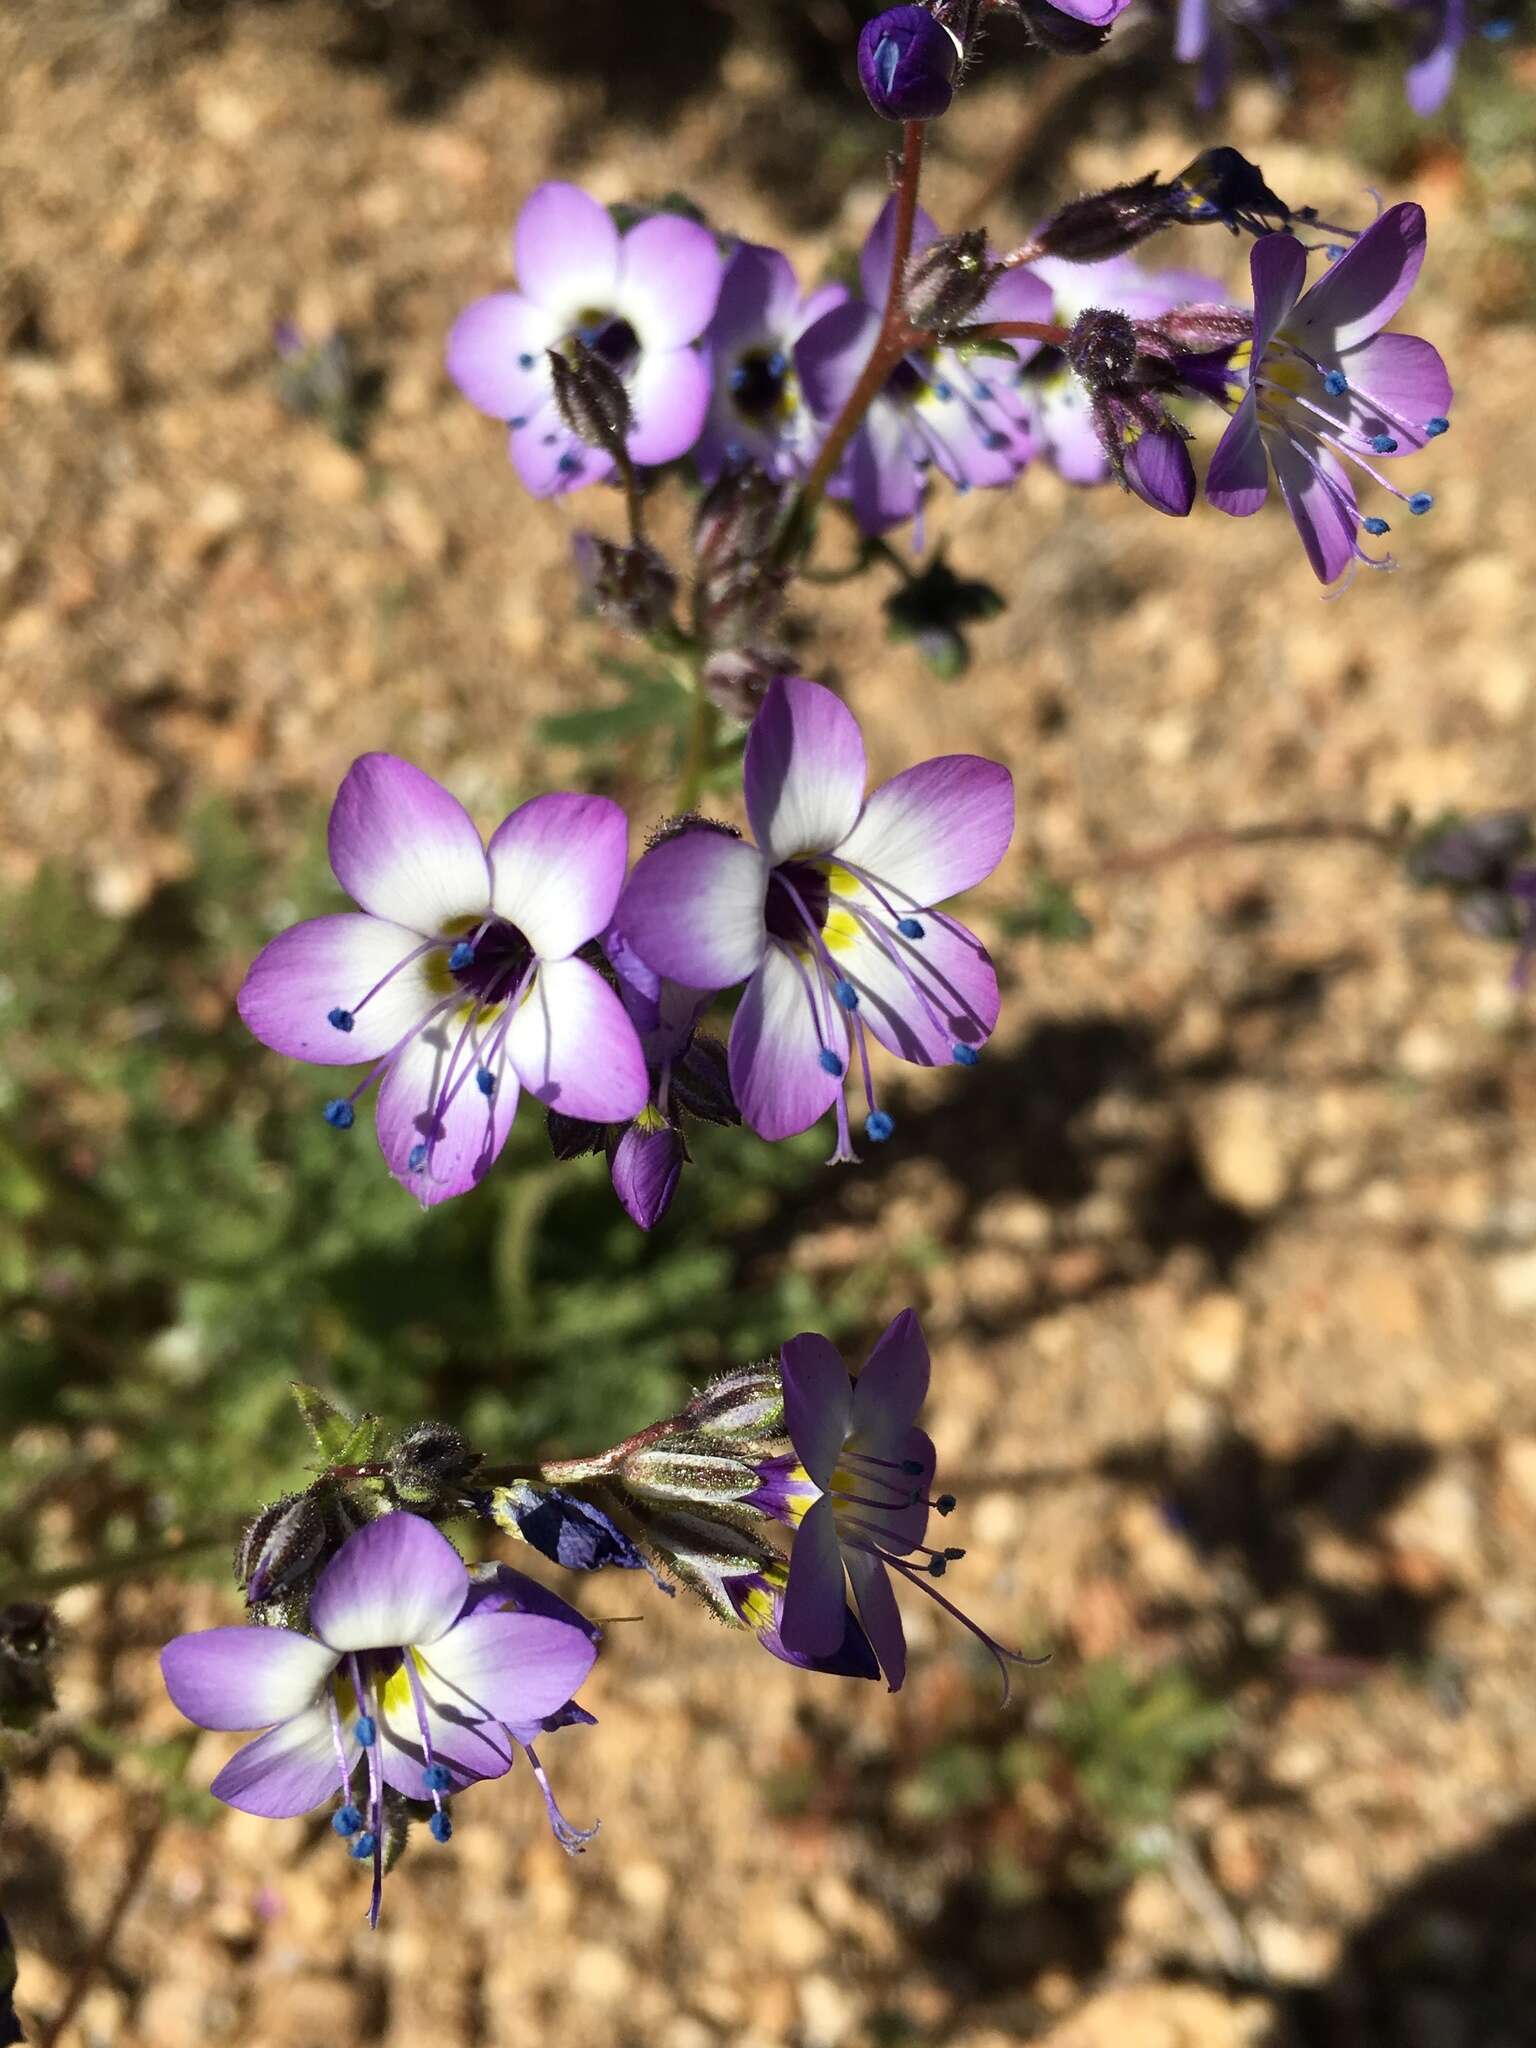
<box><xmin>675</xmin><ymin>667</ymin><xmax>719</xmax><ymax>812</ymax></box>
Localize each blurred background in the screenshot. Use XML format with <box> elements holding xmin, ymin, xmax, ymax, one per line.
<box><xmin>2</xmin><ymin>2</ymin><xmax>1535</xmax><ymax>2044</ymax></box>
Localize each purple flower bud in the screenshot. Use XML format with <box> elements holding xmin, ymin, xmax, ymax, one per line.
<box><xmin>685</xmin><ymin>1363</ymin><xmax>786</xmax><ymax>1439</ymax></box>
<box><xmin>610</xmin><ymin>1118</ymin><xmax>684</xmax><ymax>1232</ymax></box>
<box><xmin>571</xmin><ymin>532</ymin><xmax>678</xmax><ymax>636</ymax></box>
<box><xmin>1032</xmin><ymin>177</ymin><xmax>1170</xmax><ymax>263</ymax></box>
<box><xmin>487</xmin><ymin>1480</ymin><xmax>672</xmax><ymax>1585</ymax></box>
<box><xmin>236</xmin><ymin>1493</ymin><xmax>327</xmax><ymax>1607</ymax></box>
<box><xmin>547</xmin><ymin>338</ymin><xmax>633</xmax><ymax>453</ymax></box>
<box><xmin>903</xmin><ymin>228</ymin><xmax>998</xmax><ymax>334</ymax></box>
<box><xmin>692</xmin><ymin>465</ymin><xmax>786</xmax><ymax>571</ymax></box>
<box><xmin>857</xmin><ymin>7</ymin><xmax>960</xmax><ymax>122</ymax></box>
<box><xmin>1011</xmin><ymin>0</ymin><xmax>1115</xmax><ymax>57</ymax></box>
<box><xmin>700</xmin><ymin>646</ymin><xmax>793</xmax><ymax>722</ymax></box>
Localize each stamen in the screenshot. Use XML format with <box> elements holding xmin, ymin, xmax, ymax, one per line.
<box><xmin>1425</xmin><ymin>416</ymin><xmax>1449</xmax><ymax>437</ymax></box>
<box><xmin>429</xmin><ymin>1811</ymin><xmax>453</xmax><ymax>1843</ymax></box>
<box><xmin>521</xmin><ymin>1740</ymin><xmax>600</xmax><ymax>1855</ymax></box>
<box><xmin>935</xmin><ymin>1493</ymin><xmax>957</xmax><ymax>1514</ymax></box>
<box><xmin>897</xmin><ymin>918</ymin><xmax>924</xmax><ymax>939</ymax></box>
<box><xmin>834</xmin><ymin>980</ymin><xmax>860</xmax><ymax>1011</ymax></box>
<box><xmin>517</xmin><ymin>351</ymin><xmax>536</xmax><ymax>368</ymax></box>
<box><xmin>953</xmin><ymin>1044</ymin><xmax>979</xmax><ymax>1066</ymax></box>
<box><xmin>338</xmin><ymin>936</ymin><xmax>439</xmax><ymax>1022</ymax></box>
<box><xmin>408</xmin><ymin>1144</ymin><xmax>428</xmax><ymax>1172</ymax></box>
<box><xmin>356</xmin><ymin>1716</ymin><xmax>377</xmax><ymax>1747</ymax></box>
<box><xmin>328</xmin><ymin>1008</ymin><xmax>356</xmax><ymax>1033</ymax></box>
<box><xmin>331</xmin><ymin>1804</ymin><xmax>363</xmax><ymax>1837</ymax></box>
<box><xmin>818</xmin><ymin>1049</ymin><xmax>844</xmax><ymax>1075</ymax></box>
<box><xmin>476</xmin><ymin>1067</ymin><xmax>497</xmax><ymax>1097</ymax></box>
<box><xmin>1322</xmin><ymin>369</ymin><xmax>1348</xmax><ymax>396</ymax></box>
<box><xmin>1409</xmin><ymin>492</ymin><xmax>1434</xmax><ymax>516</ymax></box>
<box><xmin>865</xmin><ymin>1110</ymin><xmax>895</xmax><ymax>1142</ymax></box>
<box><xmin>882</xmin><ymin>1553</ymin><xmax>1052</xmax><ymax>1704</ymax></box>
<box><xmin>350</xmin><ymin>1833</ymin><xmax>378</xmax><ymax>1859</ymax></box>
<box><xmin>424</xmin><ymin>1763</ymin><xmax>453</xmax><ymax>1793</ymax></box>
<box><xmin>1363</xmin><ymin>516</ymin><xmax>1390</xmax><ymax>536</ymax></box>
<box><xmin>323</xmin><ymin>1099</ymin><xmax>356</xmax><ymax>1130</ymax></box>
<box><xmin>348</xmin><ymin>1654</ymin><xmax>386</xmax><ymax>1928</ymax></box>
<box><xmin>1370</xmin><ymin>434</ymin><xmax>1398</xmax><ymax>454</ymax></box>
<box><xmin>449</xmin><ymin>941</ymin><xmax>476</xmax><ymax>972</ymax></box>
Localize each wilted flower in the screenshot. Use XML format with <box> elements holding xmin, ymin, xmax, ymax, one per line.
<box><xmin>1206</xmin><ymin>204</ymin><xmax>1452</xmax><ymax>583</ymax></box>
<box><xmin>617</xmin><ymin>678</ymin><xmax>1012</xmax><ymax>1158</ymax></box>
<box><xmin>857</xmin><ymin>6</ymin><xmax>962</xmax><ymax>120</ymax></box>
<box><xmin>237</xmin><ymin>755</ymin><xmax>648</xmax><ymax>1205</ymax></box>
<box><xmin>160</xmin><ymin>1514</ymin><xmax>597</xmax><ymax>1923</ymax></box>
<box><xmin>446</xmin><ymin>182</ymin><xmax>723</xmax><ymax>495</ymax></box>
<box><xmin>796</xmin><ymin>199</ymin><xmax>1054</xmax><ymax>535</ymax></box>
<box><xmin>697</xmin><ymin>243</ymin><xmax>847</xmax><ymax>484</ymax></box>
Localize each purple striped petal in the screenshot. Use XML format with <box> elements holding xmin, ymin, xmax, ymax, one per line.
<box><xmin>1249</xmin><ymin>233</ymin><xmax>1308</xmax><ymax>359</ymax></box>
<box><xmin>377</xmin><ymin>1683</ymin><xmax>513</xmax><ymax>1798</ymax></box>
<box><xmin>610</xmin><ymin>1120</ymin><xmax>684</xmax><ymax>1231</ymax></box>
<box><xmin>514</xmin><ymin>182</ymin><xmax>621</xmax><ymax>315</ymax></box>
<box><xmin>445</xmin><ymin>293</ymin><xmax>559</xmax><ymax>420</ymax></box>
<box><xmin>859</xmin><ymin>196</ymin><xmax>941</xmax><ymax>314</ymax></box>
<box><xmin>618</xmin><ymin>213</ymin><xmax>724</xmax><ymax>350</ymax></box>
<box><xmin>421</xmin><ymin>1609</ymin><xmax>598</xmax><ymax>1727</ymax></box>
<box><xmin>626</xmin><ymin>346</ymin><xmax>712</xmax><ymax>466</ymax></box>
<box><xmin>328</xmin><ymin>755</ymin><xmax>490</xmax><ymax>935</ymax></box>
<box><xmin>487</xmin><ymin>792</ymin><xmax>628</xmax><ymax>961</ymax></box>
<box><xmin>161</xmin><ymin>1627</ymin><xmax>338</xmax><ymax>1733</ymax></box>
<box><xmin>780</xmin><ymin>1332</ymin><xmax>853</xmax><ymax>1487</ymax></box>
<box><xmin>1271</xmin><ymin>436</ymin><xmax>1358</xmax><ymax>585</ymax></box>
<box><xmin>617</xmin><ymin>830</ymin><xmax>769</xmax><ymax>990</ymax></box>
<box><xmin>745</xmin><ymin>678</ymin><xmax>867</xmax><ymax>866</ymax></box>
<box><xmin>708</xmin><ymin>242</ymin><xmax>801</xmax><ymax>348</ymax></box>
<box><xmin>1291</xmin><ymin>203</ymin><xmax>1427</xmax><ymax>355</ymax></box>
<box><xmin>1123</xmin><ymin>426</ymin><xmax>1196</xmax><ymax>517</ymax></box>
<box><xmin>459</xmin><ymin>1564</ymin><xmax>600</xmax><ymax>1642</ymax></box>
<box><xmin>836</xmin><ymin>754</ymin><xmax>1013</xmax><ymax>905</ymax></box>
<box><xmin>505</xmin><ymin>955</ymin><xmax>648</xmax><ymax>1122</ymax></box>
<box><xmin>374</xmin><ymin>1010</ymin><xmax>520</xmax><ymax>1206</ymax></box>
<box><xmin>237</xmin><ymin>914</ymin><xmax>434</xmax><ymax>1066</ymax></box>
<box><xmin>1336</xmin><ymin>331</ymin><xmax>1452</xmax><ymax>452</ymax></box>
<box><xmin>833</xmin><ymin>911</ymin><xmax>1000</xmax><ymax>1066</ymax></box>
<box><xmin>209</xmin><ymin>1705</ymin><xmax>349</xmax><ymax>1819</ymax></box>
<box><xmin>309</xmin><ymin>1513</ymin><xmax>469</xmax><ymax>1654</ymax></box>
<box><xmin>845</xmin><ymin>1548</ymin><xmax>907</xmax><ymax>1691</ymax></box>
<box><xmin>796</xmin><ymin>299</ymin><xmax>882</xmax><ymax>422</ymax></box>
<box><xmin>728</xmin><ymin>945</ymin><xmax>846</xmax><ymax>1141</ymax></box>
<box><xmin>852</xmin><ymin>1309</ymin><xmax>930</xmax><ymax>1444</ymax></box>
<box><xmin>780</xmin><ymin>1494</ymin><xmax>849</xmax><ymax>1659</ymax></box>
<box><xmin>845</xmin><ymin>400</ymin><xmax>924</xmax><ymax>535</ymax></box>
<box><xmin>1205</xmin><ymin>391</ymin><xmax>1270</xmax><ymax>517</ymax></box>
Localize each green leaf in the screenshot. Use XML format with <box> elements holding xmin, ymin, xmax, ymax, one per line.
<box><xmin>536</xmin><ymin>668</ymin><xmax>688</xmax><ymax>749</ymax></box>
<box><xmin>1001</xmin><ymin>874</ymin><xmax>1095</xmax><ymax>945</ymax></box>
<box><xmin>291</xmin><ymin>1381</ymin><xmax>358</xmax><ymax>1460</ymax></box>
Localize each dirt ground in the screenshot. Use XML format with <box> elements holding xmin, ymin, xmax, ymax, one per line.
<box><xmin>3</xmin><ymin>3</ymin><xmax>1536</xmax><ymax>2045</ymax></box>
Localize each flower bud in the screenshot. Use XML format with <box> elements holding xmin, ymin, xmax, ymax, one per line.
<box><xmin>684</xmin><ymin>1362</ymin><xmax>786</xmax><ymax>1440</ymax></box>
<box><xmin>236</xmin><ymin>1492</ymin><xmax>327</xmax><ymax>1607</ymax></box>
<box><xmin>1065</xmin><ymin>307</ymin><xmax>1140</xmax><ymax>388</ymax></box>
<box><xmin>547</xmin><ymin>338</ymin><xmax>633</xmax><ymax>453</ymax></box>
<box><xmin>1140</xmin><ymin>304</ymin><xmax>1252</xmax><ymax>356</ymax></box>
<box><xmin>1033</xmin><ymin>176</ymin><xmax>1169</xmax><ymax>264</ymax></box>
<box><xmin>388</xmin><ymin>1421</ymin><xmax>482</xmax><ymax>1505</ymax></box>
<box><xmin>623</xmin><ymin>1507</ymin><xmax>778</xmax><ymax>1624</ymax></box>
<box><xmin>1166</xmin><ymin>147</ymin><xmax>1294</xmax><ymax>237</ymax></box>
<box><xmin>858</xmin><ymin>7</ymin><xmax>960</xmax><ymax>122</ymax></box>
<box><xmin>610</xmin><ymin>1118</ymin><xmax>684</xmax><ymax>1232</ymax></box>
<box><xmin>692</xmin><ymin>465</ymin><xmax>786</xmax><ymax>570</ymax></box>
<box><xmin>485</xmin><ymin>1480</ymin><xmax>674</xmax><ymax>1589</ymax></box>
<box><xmin>0</xmin><ymin>1601</ymin><xmax>57</xmax><ymax>1731</ymax></box>
<box><xmin>1012</xmin><ymin>0</ymin><xmax>1114</xmax><ymax>57</ymax></box>
<box><xmin>697</xmin><ymin>558</ymin><xmax>789</xmax><ymax>649</ymax></box>
<box><xmin>903</xmin><ymin>228</ymin><xmax>998</xmax><ymax>335</ymax></box>
<box><xmin>617</xmin><ymin>1437</ymin><xmax>759</xmax><ymax>1508</ymax></box>
<box><xmin>547</xmin><ymin>1109</ymin><xmax>608</xmax><ymax>1161</ymax></box>
<box><xmin>572</xmin><ymin>533</ymin><xmax>678</xmax><ymax>635</ymax></box>
<box><xmin>700</xmin><ymin>646</ymin><xmax>792</xmax><ymax>721</ymax></box>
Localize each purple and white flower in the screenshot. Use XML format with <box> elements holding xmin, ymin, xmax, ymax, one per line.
<box><xmin>237</xmin><ymin>753</ymin><xmax>649</xmax><ymax>1206</ymax></box>
<box><xmin>1205</xmin><ymin>203</ymin><xmax>1452</xmax><ymax>583</ymax></box>
<box><xmin>615</xmin><ymin>677</ymin><xmax>1013</xmax><ymax>1158</ymax></box>
<box><xmin>446</xmin><ymin>182</ymin><xmax>723</xmax><ymax>496</ymax></box>
<box><xmin>724</xmin><ymin>1558</ymin><xmax>879</xmax><ymax>1680</ymax></box>
<box><xmin>752</xmin><ymin>1313</ymin><xmax>1037</xmax><ymax>1693</ymax></box>
<box><xmin>160</xmin><ymin>1514</ymin><xmax>598</xmax><ymax>1923</ymax></box>
<box><xmin>796</xmin><ymin>200</ymin><xmax>1054</xmax><ymax>536</ymax></box>
<box><xmin>695</xmin><ymin>242</ymin><xmax>846</xmax><ymax>485</ymax></box>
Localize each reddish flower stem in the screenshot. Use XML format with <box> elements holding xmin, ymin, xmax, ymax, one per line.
<box><xmin>962</xmin><ymin>317</ymin><xmax>1070</xmax><ymax>347</ymax></box>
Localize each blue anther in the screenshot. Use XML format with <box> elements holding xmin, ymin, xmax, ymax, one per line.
<box><xmin>1322</xmin><ymin>369</ymin><xmax>1348</xmax><ymax>397</ymax></box>
<box><xmin>449</xmin><ymin>940</ymin><xmax>476</xmax><ymax>972</ymax></box>
<box><xmin>767</xmin><ymin>351</ymin><xmax>787</xmax><ymax>378</ymax></box>
<box><xmin>1409</xmin><ymin>492</ymin><xmax>1434</xmax><ymax>516</ymax></box>
<box><xmin>1363</xmin><ymin>516</ymin><xmax>1390</xmax><ymax>536</ymax></box>
<box><xmin>408</xmin><ymin>1144</ymin><xmax>429</xmax><ymax>1173</ymax></box>
<box><xmin>429</xmin><ymin>1810</ymin><xmax>454</xmax><ymax>1843</ymax></box>
<box><xmin>423</xmin><ymin>1763</ymin><xmax>453</xmax><ymax>1794</ymax></box>
<box><xmin>864</xmin><ymin>1110</ymin><xmax>895</xmax><ymax>1143</ymax></box>
<box><xmin>818</xmin><ymin>1049</ymin><xmax>844</xmax><ymax>1076</ymax></box>
<box><xmin>331</xmin><ymin>1804</ymin><xmax>363</xmax><ymax>1837</ymax></box>
<box><xmin>1483</xmin><ymin>17</ymin><xmax>1514</xmax><ymax>38</ymax></box>
<box><xmin>896</xmin><ymin>917</ymin><xmax>924</xmax><ymax>939</ymax></box>
<box><xmin>350</xmin><ymin>1832</ymin><xmax>377</xmax><ymax>1859</ymax></box>
<box><xmin>834</xmin><ymin>980</ymin><xmax>859</xmax><ymax>1011</ymax></box>
<box><xmin>517</xmin><ymin>351</ymin><xmax>536</xmax><ymax>368</ymax></box>
<box><xmin>476</xmin><ymin>1067</ymin><xmax>496</xmax><ymax>1097</ymax></box>
<box><xmin>328</xmin><ymin>1007</ymin><xmax>355</xmax><ymax>1033</ymax></box>
<box><xmin>1325</xmin><ymin>244</ymin><xmax>1345</xmax><ymax>262</ymax></box>
<box><xmin>984</xmin><ymin>431</ymin><xmax>1007</xmax><ymax>450</ymax></box>
<box><xmin>935</xmin><ymin>1493</ymin><xmax>957</xmax><ymax>1514</ymax></box>
<box><xmin>1371</xmin><ymin>434</ymin><xmax>1398</xmax><ymax>454</ymax></box>
<box><xmin>509</xmin><ymin>415</ymin><xmax>527</xmax><ymax>430</ymax></box>
<box><xmin>1425</xmin><ymin>416</ymin><xmax>1449</xmax><ymax>437</ymax></box>
<box><xmin>952</xmin><ymin>1043</ymin><xmax>980</xmax><ymax>1067</ymax></box>
<box><xmin>356</xmin><ymin>1716</ymin><xmax>377</xmax><ymax>1748</ymax></box>
<box><xmin>557</xmin><ymin>451</ymin><xmax>582</xmax><ymax>475</ymax></box>
<box><xmin>728</xmin><ymin>364</ymin><xmax>750</xmax><ymax>393</ymax></box>
<box><xmin>934</xmin><ymin>381</ymin><xmax>954</xmax><ymax>402</ymax></box>
<box><xmin>323</xmin><ymin>1099</ymin><xmax>356</xmax><ymax>1130</ymax></box>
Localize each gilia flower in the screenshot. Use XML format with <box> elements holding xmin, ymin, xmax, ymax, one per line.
<box><xmin>160</xmin><ymin>1513</ymin><xmax>598</xmax><ymax>1924</ymax></box>
<box><xmin>446</xmin><ymin>182</ymin><xmax>723</xmax><ymax>496</ymax></box>
<box><xmin>237</xmin><ymin>754</ymin><xmax>648</xmax><ymax>1205</ymax></box>
<box><xmin>696</xmin><ymin>242</ymin><xmax>847</xmax><ymax>484</ymax></box>
<box><xmin>796</xmin><ymin>199</ymin><xmax>1054</xmax><ymax>536</ymax></box>
<box><xmin>754</xmin><ymin>1313</ymin><xmax>1038</xmax><ymax>1693</ymax></box>
<box><xmin>1205</xmin><ymin>204</ymin><xmax>1452</xmax><ymax>583</ymax></box>
<box><xmin>616</xmin><ymin>677</ymin><xmax>1013</xmax><ymax>1158</ymax></box>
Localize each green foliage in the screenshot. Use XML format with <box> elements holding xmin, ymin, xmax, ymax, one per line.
<box><xmin>0</xmin><ymin>805</ymin><xmax>894</xmax><ymax>1583</ymax></box>
<box><xmin>1001</xmin><ymin>873</ymin><xmax>1095</xmax><ymax>945</ymax></box>
<box><xmin>535</xmin><ymin>656</ymin><xmax>690</xmax><ymax>754</ymax></box>
<box><xmin>1049</xmin><ymin>1658</ymin><xmax>1231</xmax><ymax>1842</ymax></box>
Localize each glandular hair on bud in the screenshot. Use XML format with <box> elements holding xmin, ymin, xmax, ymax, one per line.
<box><xmin>1065</xmin><ymin>308</ymin><xmax>1140</xmax><ymax>390</ymax></box>
<box><xmin>547</xmin><ymin>338</ymin><xmax>633</xmax><ymax>453</ymax></box>
<box><xmin>685</xmin><ymin>1363</ymin><xmax>786</xmax><ymax>1440</ymax></box>
<box><xmin>1034</xmin><ymin>176</ymin><xmax>1169</xmax><ymax>263</ymax></box>
<box><xmin>1145</xmin><ymin>304</ymin><xmax>1252</xmax><ymax>355</ymax></box>
<box><xmin>625</xmin><ymin>1507</ymin><xmax>778</xmax><ymax>1626</ymax></box>
<box><xmin>237</xmin><ymin>1492</ymin><xmax>327</xmax><ymax>1606</ymax></box>
<box><xmin>618</xmin><ymin>1440</ymin><xmax>760</xmax><ymax>1507</ymax></box>
<box><xmin>903</xmin><ymin>229</ymin><xmax>998</xmax><ymax>336</ymax></box>
<box><xmin>572</xmin><ymin>532</ymin><xmax>678</xmax><ymax>635</ymax></box>
<box><xmin>692</xmin><ymin>465</ymin><xmax>786</xmax><ymax>570</ymax></box>
<box><xmin>389</xmin><ymin>1421</ymin><xmax>483</xmax><ymax>1502</ymax></box>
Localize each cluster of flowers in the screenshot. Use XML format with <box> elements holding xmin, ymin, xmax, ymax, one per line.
<box><xmin>445</xmin><ymin>159</ymin><xmax>1450</xmax><ymax>586</ymax></box>
<box><xmin>238</xmin><ymin>677</ymin><xmax>1013</xmax><ymax>1220</ymax></box>
<box><xmin>162</xmin><ymin>1314</ymin><xmax>1036</xmax><ymax>1919</ymax></box>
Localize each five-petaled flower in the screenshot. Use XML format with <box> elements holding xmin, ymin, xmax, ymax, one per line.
<box><xmin>696</xmin><ymin>241</ymin><xmax>848</xmax><ymax>485</ymax></box>
<box><xmin>160</xmin><ymin>1514</ymin><xmax>598</xmax><ymax>1924</ymax></box>
<box><xmin>616</xmin><ymin>677</ymin><xmax>1012</xmax><ymax>1159</ymax></box>
<box><xmin>1205</xmin><ymin>202</ymin><xmax>1452</xmax><ymax>583</ymax></box>
<box><xmin>752</xmin><ymin>1312</ymin><xmax>1037</xmax><ymax>1692</ymax></box>
<box><xmin>446</xmin><ymin>181</ymin><xmax>723</xmax><ymax>496</ymax></box>
<box><xmin>237</xmin><ymin>753</ymin><xmax>649</xmax><ymax>1205</ymax></box>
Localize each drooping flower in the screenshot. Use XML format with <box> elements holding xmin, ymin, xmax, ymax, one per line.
<box><xmin>446</xmin><ymin>182</ymin><xmax>723</xmax><ymax>496</ymax></box>
<box><xmin>616</xmin><ymin>677</ymin><xmax>1013</xmax><ymax>1158</ymax></box>
<box><xmin>796</xmin><ymin>199</ymin><xmax>1054</xmax><ymax>536</ymax></box>
<box><xmin>752</xmin><ymin>1312</ymin><xmax>1040</xmax><ymax>1693</ymax></box>
<box><xmin>696</xmin><ymin>243</ymin><xmax>847</xmax><ymax>485</ymax></box>
<box><xmin>1016</xmin><ymin>251</ymin><xmax>1231</xmax><ymax>491</ymax></box>
<box><xmin>160</xmin><ymin>1514</ymin><xmax>598</xmax><ymax>1923</ymax></box>
<box><xmin>1205</xmin><ymin>203</ymin><xmax>1452</xmax><ymax>583</ymax></box>
<box><xmin>237</xmin><ymin>754</ymin><xmax>649</xmax><ymax>1206</ymax></box>
<box><xmin>1404</xmin><ymin>0</ymin><xmax>1466</xmax><ymax>114</ymax></box>
<box><xmin>725</xmin><ymin>1558</ymin><xmax>879</xmax><ymax>1678</ymax></box>
<box><xmin>857</xmin><ymin>6</ymin><xmax>962</xmax><ymax>121</ymax></box>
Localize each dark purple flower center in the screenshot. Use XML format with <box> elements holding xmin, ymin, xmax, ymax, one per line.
<box><xmin>573</xmin><ymin>312</ymin><xmax>641</xmax><ymax>377</ymax></box>
<box><xmin>765</xmin><ymin>860</ymin><xmax>830</xmax><ymax>945</ymax></box>
<box><xmin>729</xmin><ymin>348</ymin><xmax>789</xmax><ymax>421</ymax></box>
<box><xmin>452</xmin><ymin>917</ymin><xmax>534</xmax><ymax>1003</ymax></box>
